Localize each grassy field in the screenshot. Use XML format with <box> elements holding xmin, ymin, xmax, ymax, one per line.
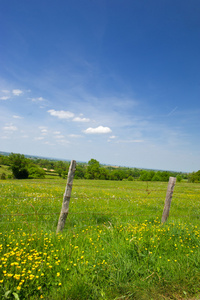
<box><xmin>0</xmin><ymin>179</ymin><xmax>200</xmax><ymax>299</ymax></box>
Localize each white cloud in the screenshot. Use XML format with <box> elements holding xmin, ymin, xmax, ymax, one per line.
<box><xmin>108</xmin><ymin>135</ymin><xmax>118</xmax><ymax>142</ymax></box>
<box><xmin>13</xmin><ymin>115</ymin><xmax>23</xmax><ymax>119</ymax></box>
<box><xmin>3</xmin><ymin>124</ymin><xmax>18</xmax><ymax>131</ymax></box>
<box><xmin>34</xmin><ymin>137</ymin><xmax>44</xmax><ymax>140</ymax></box>
<box><xmin>44</xmin><ymin>141</ymin><xmax>55</xmax><ymax>145</ymax></box>
<box><xmin>0</xmin><ymin>96</ymin><xmax>10</xmax><ymax>100</ymax></box>
<box><xmin>1</xmin><ymin>89</ymin><xmax>23</xmax><ymax>100</ymax></box>
<box><xmin>84</xmin><ymin>126</ymin><xmax>112</xmax><ymax>134</ymax></box>
<box><xmin>41</xmin><ymin>129</ymin><xmax>48</xmax><ymax>134</ymax></box>
<box><xmin>53</xmin><ymin>131</ymin><xmax>61</xmax><ymax>135</ymax></box>
<box><xmin>69</xmin><ymin>134</ymin><xmax>82</xmax><ymax>138</ymax></box>
<box><xmin>31</xmin><ymin>97</ymin><xmax>45</xmax><ymax>102</ymax></box>
<box><xmin>117</xmin><ymin>139</ymin><xmax>144</xmax><ymax>143</ymax></box>
<box><xmin>12</xmin><ymin>89</ymin><xmax>23</xmax><ymax>96</ymax></box>
<box><xmin>38</xmin><ymin>127</ymin><xmax>48</xmax><ymax>135</ymax></box>
<box><xmin>55</xmin><ymin>135</ymin><xmax>65</xmax><ymax>139</ymax></box>
<box><xmin>59</xmin><ymin>139</ymin><xmax>70</xmax><ymax>144</ymax></box>
<box><xmin>48</xmin><ymin>109</ymin><xmax>74</xmax><ymax>119</ymax></box>
<box><xmin>73</xmin><ymin>117</ymin><xmax>90</xmax><ymax>122</ymax></box>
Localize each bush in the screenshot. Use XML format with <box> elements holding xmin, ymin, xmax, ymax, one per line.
<box><xmin>176</xmin><ymin>175</ymin><xmax>182</xmax><ymax>182</ymax></box>
<box><xmin>28</xmin><ymin>166</ymin><xmax>45</xmax><ymax>179</ymax></box>
<box><xmin>0</xmin><ymin>172</ymin><xmax>6</xmax><ymax>180</ymax></box>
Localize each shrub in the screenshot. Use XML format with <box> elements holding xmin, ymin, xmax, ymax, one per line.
<box><xmin>0</xmin><ymin>172</ymin><xmax>6</xmax><ymax>180</ymax></box>
<box><xmin>28</xmin><ymin>166</ymin><xmax>46</xmax><ymax>179</ymax></box>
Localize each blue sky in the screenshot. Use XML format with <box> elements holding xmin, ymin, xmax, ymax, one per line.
<box><xmin>0</xmin><ymin>0</ymin><xmax>200</xmax><ymax>172</ymax></box>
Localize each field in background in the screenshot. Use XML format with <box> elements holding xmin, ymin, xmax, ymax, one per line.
<box><xmin>0</xmin><ymin>179</ymin><xmax>200</xmax><ymax>299</ymax></box>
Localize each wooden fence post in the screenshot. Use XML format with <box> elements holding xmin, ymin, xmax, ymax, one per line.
<box><xmin>56</xmin><ymin>160</ymin><xmax>76</xmax><ymax>233</ymax></box>
<box><xmin>161</xmin><ymin>176</ymin><xmax>176</xmax><ymax>224</ymax></box>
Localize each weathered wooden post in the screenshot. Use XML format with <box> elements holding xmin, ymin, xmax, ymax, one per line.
<box><xmin>161</xmin><ymin>176</ymin><xmax>176</xmax><ymax>223</ymax></box>
<box><xmin>56</xmin><ymin>160</ymin><xmax>76</xmax><ymax>233</ymax></box>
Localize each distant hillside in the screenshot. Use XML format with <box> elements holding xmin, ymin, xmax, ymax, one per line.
<box><xmin>0</xmin><ymin>151</ymin><xmax>70</xmax><ymax>163</ymax></box>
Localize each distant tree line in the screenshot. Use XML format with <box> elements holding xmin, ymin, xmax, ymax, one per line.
<box><xmin>0</xmin><ymin>154</ymin><xmax>197</xmax><ymax>182</ymax></box>
<box><xmin>75</xmin><ymin>158</ymin><xmax>187</xmax><ymax>182</ymax></box>
<box><xmin>188</xmin><ymin>170</ymin><xmax>200</xmax><ymax>183</ymax></box>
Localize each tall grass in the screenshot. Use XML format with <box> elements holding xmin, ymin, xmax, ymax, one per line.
<box><xmin>0</xmin><ymin>179</ymin><xmax>200</xmax><ymax>299</ymax></box>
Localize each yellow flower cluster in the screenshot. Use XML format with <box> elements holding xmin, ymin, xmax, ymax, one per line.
<box><xmin>0</xmin><ymin>231</ymin><xmax>63</xmax><ymax>298</ymax></box>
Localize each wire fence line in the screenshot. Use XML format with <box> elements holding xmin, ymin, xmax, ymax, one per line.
<box><xmin>0</xmin><ymin>211</ymin><xmax>160</xmax><ymax>218</ymax></box>
<box><xmin>1</xmin><ymin>177</ymin><xmax>199</xmax><ymax>231</ymax></box>
<box><xmin>0</xmin><ymin>189</ymin><xmax>187</xmax><ymax>198</ymax></box>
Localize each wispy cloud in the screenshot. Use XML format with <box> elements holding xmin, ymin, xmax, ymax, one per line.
<box><xmin>44</xmin><ymin>141</ymin><xmax>55</xmax><ymax>146</ymax></box>
<box><xmin>38</xmin><ymin>126</ymin><xmax>48</xmax><ymax>135</ymax></box>
<box><xmin>55</xmin><ymin>135</ymin><xmax>65</xmax><ymax>139</ymax></box>
<box><xmin>34</xmin><ymin>136</ymin><xmax>44</xmax><ymax>140</ymax></box>
<box><xmin>41</xmin><ymin>129</ymin><xmax>48</xmax><ymax>135</ymax></box>
<box><xmin>48</xmin><ymin>109</ymin><xmax>74</xmax><ymax>119</ymax></box>
<box><xmin>73</xmin><ymin>117</ymin><xmax>90</xmax><ymax>122</ymax></box>
<box><xmin>84</xmin><ymin>126</ymin><xmax>112</xmax><ymax>134</ymax></box>
<box><xmin>69</xmin><ymin>134</ymin><xmax>83</xmax><ymax>138</ymax></box>
<box><xmin>116</xmin><ymin>139</ymin><xmax>144</xmax><ymax>143</ymax></box>
<box><xmin>13</xmin><ymin>115</ymin><xmax>23</xmax><ymax>119</ymax></box>
<box><xmin>3</xmin><ymin>124</ymin><xmax>18</xmax><ymax>131</ymax></box>
<box><xmin>12</xmin><ymin>89</ymin><xmax>23</xmax><ymax>96</ymax></box>
<box><xmin>0</xmin><ymin>96</ymin><xmax>10</xmax><ymax>100</ymax></box>
<box><xmin>0</xmin><ymin>88</ymin><xmax>23</xmax><ymax>100</ymax></box>
<box><xmin>31</xmin><ymin>97</ymin><xmax>45</xmax><ymax>102</ymax></box>
<box><xmin>167</xmin><ymin>106</ymin><xmax>178</xmax><ymax>116</ymax></box>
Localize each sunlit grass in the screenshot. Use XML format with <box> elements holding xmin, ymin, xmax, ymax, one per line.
<box><xmin>0</xmin><ymin>179</ymin><xmax>200</xmax><ymax>299</ymax></box>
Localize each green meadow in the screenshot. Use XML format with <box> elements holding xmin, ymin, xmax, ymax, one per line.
<box><xmin>0</xmin><ymin>179</ymin><xmax>200</xmax><ymax>299</ymax></box>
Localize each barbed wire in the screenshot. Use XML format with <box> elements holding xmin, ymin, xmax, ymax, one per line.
<box><xmin>0</xmin><ymin>189</ymin><xmax>189</xmax><ymax>199</ymax></box>
<box><xmin>0</xmin><ymin>188</ymin><xmax>199</xmax><ymax>228</ymax></box>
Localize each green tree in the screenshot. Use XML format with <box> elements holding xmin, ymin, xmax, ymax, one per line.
<box><xmin>85</xmin><ymin>159</ymin><xmax>101</xmax><ymax>179</ymax></box>
<box><xmin>110</xmin><ymin>169</ymin><xmax>124</xmax><ymax>181</ymax></box>
<box><xmin>140</xmin><ymin>170</ymin><xmax>155</xmax><ymax>181</ymax></box>
<box><xmin>57</xmin><ymin>168</ymin><xmax>63</xmax><ymax>177</ymax></box>
<box><xmin>188</xmin><ymin>170</ymin><xmax>200</xmax><ymax>183</ymax></box>
<box><xmin>9</xmin><ymin>153</ymin><xmax>29</xmax><ymax>179</ymax></box>
<box><xmin>152</xmin><ymin>173</ymin><xmax>161</xmax><ymax>181</ymax></box>
<box><xmin>159</xmin><ymin>171</ymin><xmax>170</xmax><ymax>182</ymax></box>
<box><xmin>99</xmin><ymin>168</ymin><xmax>109</xmax><ymax>180</ymax></box>
<box><xmin>0</xmin><ymin>155</ymin><xmax>10</xmax><ymax>165</ymax></box>
<box><xmin>74</xmin><ymin>165</ymin><xmax>86</xmax><ymax>179</ymax></box>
